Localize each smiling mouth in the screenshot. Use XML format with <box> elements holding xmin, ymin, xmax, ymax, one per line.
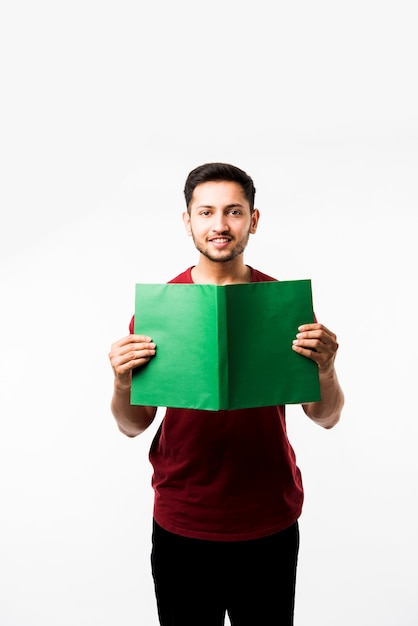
<box><xmin>210</xmin><ymin>237</ymin><xmax>231</xmax><ymax>243</ymax></box>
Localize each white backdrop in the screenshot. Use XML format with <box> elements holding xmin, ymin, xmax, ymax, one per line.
<box><xmin>1</xmin><ymin>2</ymin><xmax>417</xmax><ymax>625</ymax></box>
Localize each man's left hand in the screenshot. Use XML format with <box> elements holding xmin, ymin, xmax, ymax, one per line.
<box><xmin>292</xmin><ymin>323</ymin><xmax>339</xmax><ymax>371</ymax></box>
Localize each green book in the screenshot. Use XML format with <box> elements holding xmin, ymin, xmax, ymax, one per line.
<box><xmin>131</xmin><ymin>280</ymin><xmax>320</xmax><ymax>411</ymax></box>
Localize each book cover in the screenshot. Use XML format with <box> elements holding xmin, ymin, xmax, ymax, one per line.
<box><xmin>131</xmin><ymin>280</ymin><xmax>320</xmax><ymax>410</ymax></box>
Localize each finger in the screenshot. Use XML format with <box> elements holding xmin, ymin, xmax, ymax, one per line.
<box><xmin>293</xmin><ymin>332</ymin><xmax>334</xmax><ymax>354</ymax></box>
<box><xmin>296</xmin><ymin>328</ymin><xmax>337</xmax><ymax>348</ymax></box>
<box><xmin>112</xmin><ymin>344</ymin><xmax>156</xmax><ymax>363</ymax></box>
<box><xmin>292</xmin><ymin>339</ymin><xmax>319</xmax><ymax>352</ymax></box>
<box><xmin>292</xmin><ymin>343</ymin><xmax>332</xmax><ymax>368</ymax></box>
<box><xmin>297</xmin><ymin>323</ymin><xmax>337</xmax><ymax>341</ymax></box>
<box><xmin>110</xmin><ymin>335</ymin><xmax>155</xmax><ymax>357</ymax></box>
<box><xmin>109</xmin><ymin>341</ymin><xmax>156</xmax><ymax>375</ymax></box>
<box><xmin>111</xmin><ymin>353</ymin><xmax>155</xmax><ymax>377</ymax></box>
<box><xmin>111</xmin><ymin>334</ymin><xmax>153</xmax><ymax>350</ymax></box>
<box><xmin>116</xmin><ymin>341</ymin><xmax>156</xmax><ymax>358</ymax></box>
<box><xmin>298</xmin><ymin>323</ymin><xmax>331</xmax><ymax>334</ymax></box>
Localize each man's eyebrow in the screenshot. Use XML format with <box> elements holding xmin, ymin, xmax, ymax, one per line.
<box><xmin>195</xmin><ymin>202</ymin><xmax>245</xmax><ymax>209</ymax></box>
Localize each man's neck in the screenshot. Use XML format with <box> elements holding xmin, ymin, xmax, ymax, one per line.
<box><xmin>191</xmin><ymin>257</ymin><xmax>252</xmax><ymax>285</ymax></box>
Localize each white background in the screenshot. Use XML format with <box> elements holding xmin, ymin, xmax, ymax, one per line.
<box><xmin>1</xmin><ymin>1</ymin><xmax>417</xmax><ymax>625</ymax></box>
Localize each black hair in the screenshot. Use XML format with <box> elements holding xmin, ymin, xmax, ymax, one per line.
<box><xmin>183</xmin><ymin>162</ymin><xmax>256</xmax><ymax>213</ymax></box>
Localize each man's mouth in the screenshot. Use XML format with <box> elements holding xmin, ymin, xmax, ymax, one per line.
<box><xmin>210</xmin><ymin>237</ymin><xmax>231</xmax><ymax>244</ymax></box>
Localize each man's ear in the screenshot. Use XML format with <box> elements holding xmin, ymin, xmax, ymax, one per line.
<box><xmin>250</xmin><ymin>208</ymin><xmax>260</xmax><ymax>234</ymax></box>
<box><xmin>183</xmin><ymin>211</ymin><xmax>192</xmax><ymax>236</ymax></box>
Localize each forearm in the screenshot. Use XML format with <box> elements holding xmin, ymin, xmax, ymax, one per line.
<box><xmin>303</xmin><ymin>366</ymin><xmax>344</xmax><ymax>429</ymax></box>
<box><xmin>111</xmin><ymin>380</ymin><xmax>157</xmax><ymax>437</ymax></box>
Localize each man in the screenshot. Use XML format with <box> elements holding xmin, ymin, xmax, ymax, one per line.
<box><xmin>108</xmin><ymin>162</ymin><xmax>344</xmax><ymax>626</ymax></box>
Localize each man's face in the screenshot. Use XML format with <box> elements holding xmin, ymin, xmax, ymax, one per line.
<box><xmin>183</xmin><ymin>181</ymin><xmax>259</xmax><ymax>263</ymax></box>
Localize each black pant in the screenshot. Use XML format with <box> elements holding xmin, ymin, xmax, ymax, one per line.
<box><xmin>151</xmin><ymin>520</ymin><xmax>299</xmax><ymax>626</ymax></box>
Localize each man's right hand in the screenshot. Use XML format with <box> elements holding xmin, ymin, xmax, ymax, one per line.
<box><xmin>108</xmin><ymin>334</ymin><xmax>156</xmax><ymax>388</ymax></box>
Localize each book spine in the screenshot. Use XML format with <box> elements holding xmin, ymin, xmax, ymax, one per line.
<box><xmin>216</xmin><ymin>286</ymin><xmax>229</xmax><ymax>410</ymax></box>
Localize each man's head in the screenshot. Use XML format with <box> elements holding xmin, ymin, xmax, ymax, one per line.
<box><xmin>184</xmin><ymin>163</ymin><xmax>256</xmax><ymax>214</ymax></box>
<box><xmin>182</xmin><ymin>163</ymin><xmax>259</xmax><ymax>265</ymax></box>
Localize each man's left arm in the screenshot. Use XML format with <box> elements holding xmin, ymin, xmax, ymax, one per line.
<box><xmin>292</xmin><ymin>323</ymin><xmax>344</xmax><ymax>429</ymax></box>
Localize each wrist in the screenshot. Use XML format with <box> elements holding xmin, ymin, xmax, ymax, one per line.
<box><xmin>318</xmin><ymin>362</ymin><xmax>336</xmax><ymax>378</ymax></box>
<box><xmin>114</xmin><ymin>377</ymin><xmax>132</xmax><ymax>392</ymax></box>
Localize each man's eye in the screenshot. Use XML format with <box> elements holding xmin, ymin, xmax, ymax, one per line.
<box><xmin>229</xmin><ymin>210</ymin><xmax>242</xmax><ymax>216</ymax></box>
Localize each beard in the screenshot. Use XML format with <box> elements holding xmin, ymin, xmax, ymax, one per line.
<box><xmin>191</xmin><ymin>231</ymin><xmax>250</xmax><ymax>263</ymax></box>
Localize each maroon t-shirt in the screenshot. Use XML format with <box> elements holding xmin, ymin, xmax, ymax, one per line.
<box><xmin>130</xmin><ymin>266</ymin><xmax>304</xmax><ymax>541</ymax></box>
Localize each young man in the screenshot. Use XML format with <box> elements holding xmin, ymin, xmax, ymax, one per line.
<box><xmin>108</xmin><ymin>162</ymin><xmax>344</xmax><ymax>626</ymax></box>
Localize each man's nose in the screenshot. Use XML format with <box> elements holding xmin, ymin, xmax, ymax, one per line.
<box><xmin>212</xmin><ymin>212</ymin><xmax>228</xmax><ymax>232</ymax></box>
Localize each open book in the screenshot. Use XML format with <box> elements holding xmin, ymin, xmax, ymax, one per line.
<box><xmin>131</xmin><ymin>280</ymin><xmax>320</xmax><ymax>410</ymax></box>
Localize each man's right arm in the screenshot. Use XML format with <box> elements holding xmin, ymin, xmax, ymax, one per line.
<box><xmin>109</xmin><ymin>334</ymin><xmax>157</xmax><ymax>437</ymax></box>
